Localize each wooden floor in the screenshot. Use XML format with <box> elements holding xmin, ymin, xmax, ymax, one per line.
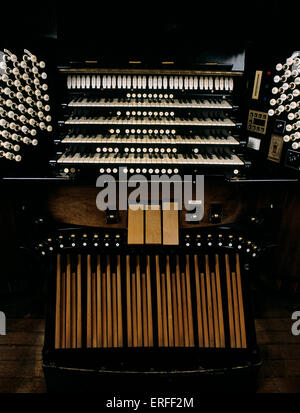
<box><xmin>0</xmin><ymin>315</ymin><xmax>300</xmax><ymax>393</ymax></box>
<box><xmin>0</xmin><ymin>319</ymin><xmax>46</xmax><ymax>393</ymax></box>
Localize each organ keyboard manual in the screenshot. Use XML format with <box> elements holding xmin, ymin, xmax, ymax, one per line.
<box><xmin>52</xmin><ymin>63</ymin><xmax>249</xmax><ymax>180</ymax></box>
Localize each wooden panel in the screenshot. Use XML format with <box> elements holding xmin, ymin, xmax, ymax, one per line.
<box><xmin>42</xmin><ymin>180</ymin><xmax>300</xmax><ymax>278</ymax></box>
<box><xmin>145</xmin><ymin>205</ymin><xmax>161</xmax><ymax>244</ymax></box>
<box><xmin>128</xmin><ymin>206</ymin><xmax>144</xmax><ymax>244</ymax></box>
<box><xmin>47</xmin><ymin>186</ymin><xmax>127</xmax><ymax>229</ymax></box>
<box><xmin>0</xmin><ymin>361</ymin><xmax>43</xmax><ymax>378</ymax></box>
<box><xmin>179</xmin><ymin>179</ymin><xmax>245</xmax><ymax>228</ymax></box>
<box><xmin>260</xmin><ymin>344</ymin><xmax>300</xmax><ymax>359</ymax></box>
<box><xmin>0</xmin><ymin>346</ymin><xmax>43</xmax><ymax>361</ymax></box>
<box><xmin>257</xmin><ymin>378</ymin><xmax>300</xmax><ymax>393</ymax></box>
<box><xmin>0</xmin><ymin>378</ymin><xmax>46</xmax><ymax>393</ymax></box>
<box><xmin>162</xmin><ymin>202</ymin><xmax>179</xmax><ymax>245</ymax></box>
<box><xmin>46</xmin><ymin>180</ymin><xmax>245</xmax><ymax>229</ymax></box>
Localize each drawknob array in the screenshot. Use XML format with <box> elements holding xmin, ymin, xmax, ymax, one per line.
<box><xmin>0</xmin><ymin>49</ymin><xmax>52</xmax><ymax>162</ymax></box>
<box><xmin>34</xmin><ymin>229</ymin><xmax>262</xmax><ymax>258</ymax></box>
<box><xmin>269</xmin><ymin>52</ymin><xmax>300</xmax><ymax>150</ymax></box>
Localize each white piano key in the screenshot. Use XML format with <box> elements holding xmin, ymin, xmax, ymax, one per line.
<box><xmin>107</xmin><ymin>75</ymin><xmax>112</xmax><ymax>89</ymax></box>
<box><xmin>72</xmin><ymin>153</ymin><xmax>80</xmax><ymax>163</ymax></box>
<box><xmin>178</xmin><ymin>76</ymin><xmax>183</xmax><ymax>89</ymax></box>
<box><xmin>199</xmin><ymin>76</ymin><xmax>203</xmax><ymax>90</ymax></box>
<box><xmin>229</xmin><ymin>77</ymin><xmax>234</xmax><ymax>91</ymax></box>
<box><xmin>148</xmin><ymin>76</ymin><xmax>153</xmax><ymax>89</ymax></box>
<box><xmin>209</xmin><ymin>77</ymin><xmax>213</xmax><ymax>90</ymax></box>
<box><xmin>80</xmin><ymin>75</ymin><xmax>85</xmax><ymax>89</ymax></box>
<box><xmin>224</xmin><ymin>77</ymin><xmax>229</xmax><ymax>91</ymax></box>
<box><xmin>76</xmin><ymin>75</ymin><xmax>81</xmax><ymax>89</ymax></box>
<box><xmin>153</xmin><ymin>76</ymin><xmax>158</xmax><ymax>89</ymax></box>
<box><xmin>215</xmin><ymin>77</ymin><xmax>219</xmax><ymax>90</ymax></box>
<box><xmin>204</xmin><ymin>77</ymin><xmax>209</xmax><ymax>90</ymax></box>
<box><xmin>91</xmin><ymin>75</ymin><xmax>96</xmax><ymax>89</ymax></box>
<box><xmin>86</xmin><ymin>75</ymin><xmax>90</xmax><ymax>89</ymax></box>
<box><xmin>94</xmin><ymin>154</ymin><xmax>102</xmax><ymax>163</ymax></box>
<box><xmin>189</xmin><ymin>76</ymin><xmax>194</xmax><ymax>89</ymax></box>
<box><xmin>96</xmin><ymin>75</ymin><xmax>101</xmax><ymax>89</ymax></box>
<box><xmin>132</xmin><ymin>76</ymin><xmax>137</xmax><ymax>89</ymax></box>
<box><xmin>117</xmin><ymin>75</ymin><xmax>122</xmax><ymax>89</ymax></box>
<box><xmin>163</xmin><ymin>76</ymin><xmax>168</xmax><ymax>89</ymax></box>
<box><xmin>124</xmin><ymin>76</ymin><xmax>130</xmax><ymax>89</ymax></box>
<box><xmin>184</xmin><ymin>76</ymin><xmax>189</xmax><ymax>89</ymax></box>
<box><xmin>102</xmin><ymin>75</ymin><xmax>107</xmax><ymax>88</ymax></box>
<box><xmin>219</xmin><ymin>77</ymin><xmax>224</xmax><ymax>90</ymax></box>
<box><xmin>67</xmin><ymin>76</ymin><xmax>72</xmax><ymax>89</ymax></box>
<box><xmin>193</xmin><ymin>76</ymin><xmax>198</xmax><ymax>90</ymax></box>
<box><xmin>169</xmin><ymin>76</ymin><xmax>174</xmax><ymax>89</ymax></box>
<box><xmin>122</xmin><ymin>75</ymin><xmax>127</xmax><ymax>89</ymax></box>
<box><xmin>158</xmin><ymin>76</ymin><xmax>162</xmax><ymax>89</ymax></box>
<box><xmin>142</xmin><ymin>76</ymin><xmax>147</xmax><ymax>89</ymax></box>
<box><xmin>174</xmin><ymin>77</ymin><xmax>179</xmax><ymax>89</ymax></box>
<box><xmin>111</xmin><ymin>75</ymin><xmax>116</xmax><ymax>88</ymax></box>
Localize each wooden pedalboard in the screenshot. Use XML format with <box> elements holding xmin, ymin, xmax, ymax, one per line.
<box><xmin>42</xmin><ymin>248</ymin><xmax>261</xmax><ymax>392</ymax></box>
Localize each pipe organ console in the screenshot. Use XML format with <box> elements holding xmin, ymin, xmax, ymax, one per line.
<box><xmin>1</xmin><ymin>0</ymin><xmax>300</xmax><ymax>396</ymax></box>
<box><xmin>52</xmin><ymin>66</ymin><xmax>248</xmax><ymax>179</ymax></box>
<box><xmin>1</xmin><ymin>47</ymin><xmax>299</xmax><ymax>394</ymax></box>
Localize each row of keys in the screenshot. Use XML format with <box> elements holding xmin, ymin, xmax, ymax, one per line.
<box><xmin>68</xmin><ymin>97</ymin><xmax>232</xmax><ymax>109</ymax></box>
<box><xmin>61</xmin><ymin>134</ymin><xmax>239</xmax><ymax>145</ymax></box>
<box><xmin>57</xmin><ymin>152</ymin><xmax>244</xmax><ymax>165</ymax></box>
<box><xmin>65</xmin><ymin>116</ymin><xmax>235</xmax><ymax>127</ymax></box>
<box><xmin>66</xmin><ymin>74</ymin><xmax>234</xmax><ymax>91</ymax></box>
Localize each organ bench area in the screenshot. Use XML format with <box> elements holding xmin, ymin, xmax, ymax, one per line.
<box><xmin>52</xmin><ymin>67</ymin><xmax>247</xmax><ymax>179</ymax></box>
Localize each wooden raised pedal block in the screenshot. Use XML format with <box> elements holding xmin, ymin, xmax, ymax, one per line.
<box><xmin>162</xmin><ymin>202</ymin><xmax>179</xmax><ymax>245</ymax></box>
<box><xmin>127</xmin><ymin>203</ymin><xmax>179</xmax><ymax>245</ymax></box>
<box><xmin>127</xmin><ymin>205</ymin><xmax>144</xmax><ymax>244</ymax></box>
<box><xmin>145</xmin><ymin>205</ymin><xmax>161</xmax><ymax>244</ymax></box>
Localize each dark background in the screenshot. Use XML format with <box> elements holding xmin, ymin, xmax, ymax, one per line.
<box><xmin>0</xmin><ymin>0</ymin><xmax>298</xmax><ymax>64</ymax></box>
